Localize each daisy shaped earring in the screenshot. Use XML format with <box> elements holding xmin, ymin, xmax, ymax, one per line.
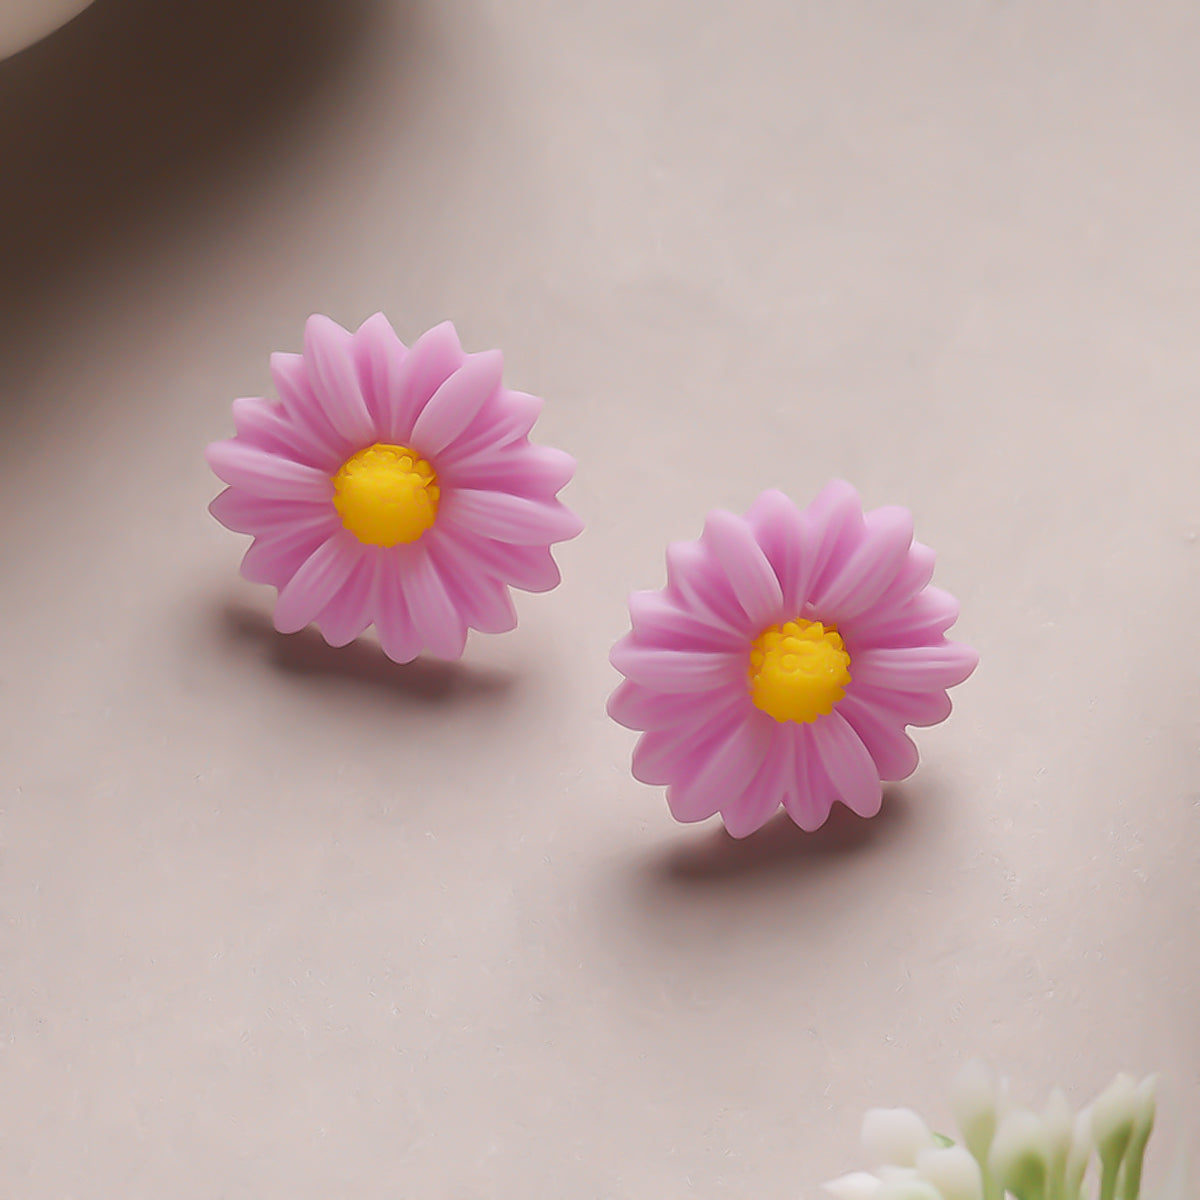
<box><xmin>206</xmin><ymin>315</ymin><xmax>583</xmax><ymax>662</ymax></box>
<box><xmin>607</xmin><ymin>482</ymin><xmax>977</xmax><ymax>837</ymax></box>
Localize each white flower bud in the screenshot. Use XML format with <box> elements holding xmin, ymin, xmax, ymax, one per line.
<box><xmin>1118</xmin><ymin>1076</ymin><xmax>1158</xmax><ymax>1200</ymax></box>
<box><xmin>876</xmin><ymin>1174</ymin><xmax>945</xmax><ymax>1200</ymax></box>
<box><xmin>825</xmin><ymin>1171</ymin><xmax>885</xmax><ymax>1200</ymax></box>
<box><xmin>1064</xmin><ymin>1106</ymin><xmax>1094</xmax><ymax>1200</ymax></box>
<box><xmin>989</xmin><ymin>1109</ymin><xmax>1050</xmax><ymax>1200</ymax></box>
<box><xmin>916</xmin><ymin>1145</ymin><xmax>984</xmax><ymax>1200</ymax></box>
<box><xmin>1133</xmin><ymin>1075</ymin><xmax>1157</xmax><ymax>1136</ymax></box>
<box><xmin>1091</xmin><ymin>1074</ymin><xmax>1138</xmax><ymax>1170</ymax></box>
<box><xmin>863</xmin><ymin>1108</ymin><xmax>937</xmax><ymax>1167</ymax></box>
<box><xmin>951</xmin><ymin>1061</ymin><xmax>1000</xmax><ymax>1162</ymax></box>
<box><xmin>1043</xmin><ymin>1088</ymin><xmax>1074</xmax><ymax>1200</ymax></box>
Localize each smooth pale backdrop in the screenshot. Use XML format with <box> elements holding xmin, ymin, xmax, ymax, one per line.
<box><xmin>0</xmin><ymin>0</ymin><xmax>93</xmax><ymax>59</ymax></box>
<box><xmin>1</xmin><ymin>1</ymin><xmax>1197</xmax><ymax>1197</ymax></box>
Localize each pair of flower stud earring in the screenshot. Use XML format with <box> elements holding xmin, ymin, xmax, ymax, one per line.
<box><xmin>207</xmin><ymin>314</ymin><xmax>979</xmax><ymax>840</ymax></box>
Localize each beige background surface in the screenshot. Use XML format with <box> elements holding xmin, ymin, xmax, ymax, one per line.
<box><xmin>1</xmin><ymin>1</ymin><xmax>1198</xmax><ymax>1196</ymax></box>
<box><xmin>0</xmin><ymin>0</ymin><xmax>94</xmax><ymax>60</ymax></box>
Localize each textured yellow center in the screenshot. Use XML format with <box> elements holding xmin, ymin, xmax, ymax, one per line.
<box><xmin>331</xmin><ymin>444</ymin><xmax>439</xmax><ymax>547</ymax></box>
<box><xmin>748</xmin><ymin>619</ymin><xmax>851</xmax><ymax>724</ymax></box>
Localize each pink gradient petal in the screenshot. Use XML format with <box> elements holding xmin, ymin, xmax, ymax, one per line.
<box><xmin>209</xmin><ymin>489</ymin><xmax>332</xmax><ymax>537</ymax></box>
<box><xmin>856</xmin><ymin>540</ymin><xmax>937</xmax><ymax>622</ymax></box>
<box><xmin>607</xmin><ymin>678</ymin><xmax>744</xmax><ymax>733</ymax></box>
<box><xmin>410</xmin><ymin>349</ymin><xmax>503</xmax><ymax>457</ymax></box>
<box><xmin>835</xmin><ymin>692</ymin><xmax>920</xmax><ymax>781</ymax></box>
<box><xmin>851</xmin><ymin>643</ymin><xmax>979</xmax><ymax>692</ymax></box>
<box><xmin>385</xmin><ymin>321</ymin><xmax>465</xmax><ymax>443</ymax></box>
<box><xmin>850</xmin><ymin>682</ymin><xmax>954</xmax><ymax>728</ymax></box>
<box><xmin>702</xmin><ymin>509</ymin><xmax>785</xmax><ymax>629</ymax></box>
<box><xmin>315</xmin><ymin>552</ymin><xmax>376</xmax><ymax>648</ymax></box>
<box><xmin>352</xmin><ymin>312</ymin><xmax>409</xmax><ymax>427</ymax></box>
<box><xmin>849</xmin><ymin>586</ymin><xmax>961</xmax><ymax>650</ymax></box>
<box><xmin>442</xmin><ymin>389</ymin><xmax>543</xmax><ymax>461</ymax></box>
<box><xmin>811</xmin><ymin>710</ymin><xmax>882</xmax><ymax>819</ymax></box>
<box><xmin>800</xmin><ymin>479</ymin><xmax>868</xmax><ymax>610</ymax></box>
<box><xmin>206</xmin><ymin>441</ymin><xmax>335</xmax><ymax>503</ymax></box>
<box><xmin>439</xmin><ymin>442</ymin><xmax>576</xmax><ymax>497</ymax></box>
<box><xmin>372</xmin><ymin>550</ymin><xmax>422</xmax><ymax>664</ymax></box>
<box><xmin>745</xmin><ymin>488</ymin><xmax>807</xmax><ymax>615</ymax></box>
<box><xmin>403</xmin><ymin>543</ymin><xmax>468</xmax><ymax>660</ymax></box>
<box><xmin>230</xmin><ymin>397</ymin><xmax>334</xmax><ymax>469</ymax></box>
<box><xmin>303</xmin><ymin>314</ymin><xmax>377</xmax><ymax>447</ymax></box>
<box><xmin>241</xmin><ymin>524</ymin><xmax>334</xmax><ymax>589</ymax></box>
<box><xmin>609</xmin><ymin>638</ymin><xmax>742</xmax><ymax>694</ymax></box>
<box><xmin>433</xmin><ymin>528</ymin><xmax>563</xmax><ymax>594</ymax></box>
<box><xmin>626</xmin><ymin>590</ymin><xmax>746</xmax><ymax>653</ymax></box>
<box><xmin>631</xmin><ymin>693</ymin><xmax>750</xmax><ymax>786</ymax></box>
<box><xmin>664</xmin><ymin>539</ymin><xmax>749</xmax><ymax>635</ymax></box>
<box><xmin>811</xmin><ymin>504</ymin><xmax>914</xmax><ymax>622</ymax></box>
<box><xmin>442</xmin><ymin>489</ymin><xmax>583</xmax><ymax>546</ymax></box>
<box><xmin>721</xmin><ymin>728</ymin><xmax>794</xmax><ymax>837</ymax></box>
<box><xmin>269</xmin><ymin>352</ymin><xmax>350</xmax><ymax>461</ymax></box>
<box><xmin>780</xmin><ymin>725</ymin><xmax>839</xmax><ymax>832</ymax></box>
<box><xmin>428</xmin><ymin>537</ymin><xmax>518</xmax><ymax>635</ymax></box>
<box><xmin>273</xmin><ymin>533</ymin><xmax>361</xmax><ymax>634</ymax></box>
<box><xmin>665</xmin><ymin>711</ymin><xmax>772</xmax><ymax>824</ymax></box>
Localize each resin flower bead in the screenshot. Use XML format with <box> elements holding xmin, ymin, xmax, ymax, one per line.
<box><xmin>206</xmin><ymin>315</ymin><xmax>582</xmax><ymax>662</ymax></box>
<box><xmin>607</xmin><ymin>482</ymin><xmax>977</xmax><ymax>837</ymax></box>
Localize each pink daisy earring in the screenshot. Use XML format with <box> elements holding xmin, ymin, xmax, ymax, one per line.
<box><xmin>206</xmin><ymin>314</ymin><xmax>583</xmax><ymax>662</ymax></box>
<box><xmin>607</xmin><ymin>482</ymin><xmax>977</xmax><ymax>838</ymax></box>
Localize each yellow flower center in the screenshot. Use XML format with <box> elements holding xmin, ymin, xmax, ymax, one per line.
<box><xmin>331</xmin><ymin>443</ymin><xmax>440</xmax><ymax>547</ymax></box>
<box><xmin>748</xmin><ymin>619</ymin><xmax>852</xmax><ymax>724</ymax></box>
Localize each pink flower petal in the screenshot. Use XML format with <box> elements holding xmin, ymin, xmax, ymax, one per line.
<box><xmin>800</xmin><ymin>480</ymin><xmax>867</xmax><ymax>610</ymax></box>
<box><xmin>702</xmin><ymin>509</ymin><xmax>785</xmax><ymax>629</ymax></box>
<box><xmin>428</xmin><ymin>537</ymin><xmax>518</xmax><ymax>635</ymax></box>
<box><xmin>410</xmin><ymin>349</ymin><xmax>503</xmax><ymax>458</ymax></box>
<box><xmin>315</xmin><ymin>552</ymin><xmax>376</xmax><ymax>647</ymax></box>
<box><xmin>439</xmin><ymin>442</ymin><xmax>576</xmax><ymax>498</ymax></box>
<box><xmin>303</xmin><ymin>314</ymin><xmax>377</xmax><ymax>447</ymax></box>
<box><xmin>432</xmin><ymin>528</ymin><xmax>563</xmax><ymax>594</ymax></box>
<box><xmin>241</xmin><ymin>524</ymin><xmax>334</xmax><ymax>588</ymax></box>
<box><xmin>848</xmin><ymin>586</ymin><xmax>961</xmax><ymax>650</ymax></box>
<box><xmin>665</xmin><ymin>711</ymin><xmax>772</xmax><ymax>824</ymax></box>
<box><xmin>745</xmin><ymin>488</ymin><xmax>807</xmax><ymax>615</ymax></box>
<box><xmin>273</xmin><ymin>533</ymin><xmax>361</xmax><ymax>634</ymax></box>
<box><xmin>607</xmin><ymin>679</ymin><xmax>740</xmax><ymax>733</ymax></box>
<box><xmin>403</xmin><ymin>542</ymin><xmax>468</xmax><ymax>660</ymax></box>
<box><xmin>811</xmin><ymin>709</ymin><xmax>883</xmax><ymax>819</ymax></box>
<box><xmin>783</xmin><ymin>724</ymin><xmax>841</xmax><ymax>831</ymax></box>
<box><xmin>353</xmin><ymin>312</ymin><xmax>409</xmax><ymax>427</ymax></box>
<box><xmin>230</xmin><ymin>396</ymin><xmax>335</xmax><ymax>469</ymax></box>
<box><xmin>812</xmin><ymin>504</ymin><xmax>914</xmax><ymax>622</ymax></box>
<box><xmin>269</xmin><ymin>352</ymin><xmax>350</xmax><ymax>459</ymax></box>
<box><xmin>851</xmin><ymin>682</ymin><xmax>954</xmax><ymax>728</ymax></box>
<box><xmin>442</xmin><ymin>389</ymin><xmax>543</xmax><ymax>461</ymax></box>
<box><xmin>626</xmin><ymin>590</ymin><xmax>745</xmax><ymax>653</ymax></box>
<box><xmin>664</xmin><ymin>540</ymin><xmax>749</xmax><ymax>635</ymax></box>
<box><xmin>206</xmin><ymin>440</ymin><xmax>335</xmax><ymax>503</ymax></box>
<box><xmin>721</xmin><ymin>728</ymin><xmax>793</xmax><ymax>837</ymax></box>
<box><xmin>209</xmin><ymin>490</ymin><xmax>333</xmax><ymax>537</ymax></box>
<box><xmin>372</xmin><ymin>550</ymin><xmax>422</xmax><ymax>664</ymax></box>
<box><xmin>835</xmin><ymin>692</ymin><xmax>920</xmax><ymax>781</ymax></box>
<box><xmin>382</xmin><ymin>320</ymin><xmax>465</xmax><ymax>443</ymax></box>
<box><xmin>441</xmin><ymin>489</ymin><xmax>583</xmax><ymax>546</ymax></box>
<box><xmin>851</xmin><ymin>643</ymin><xmax>979</xmax><ymax>692</ymax></box>
<box><xmin>857</xmin><ymin>540</ymin><xmax>937</xmax><ymax>621</ymax></box>
<box><xmin>630</xmin><ymin>693</ymin><xmax>750</xmax><ymax>785</ymax></box>
<box><xmin>609</xmin><ymin>638</ymin><xmax>742</xmax><ymax>694</ymax></box>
